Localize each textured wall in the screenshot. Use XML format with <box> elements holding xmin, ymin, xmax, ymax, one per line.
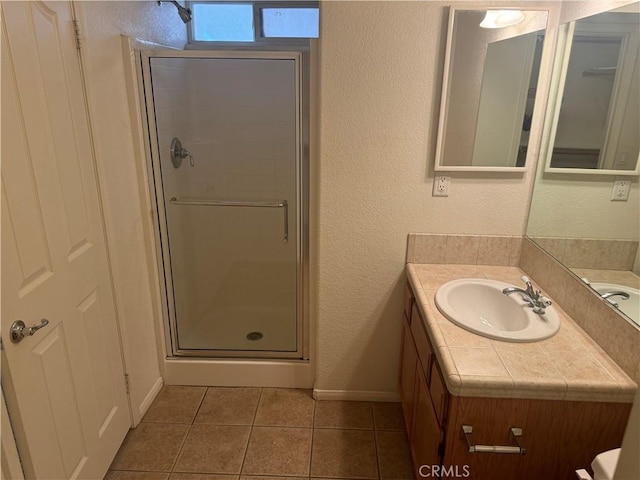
<box><xmin>527</xmin><ymin>173</ymin><xmax>640</xmax><ymax>240</ymax></box>
<box><xmin>315</xmin><ymin>1</ymin><xmax>549</xmax><ymax>395</ymax></box>
<box><xmin>77</xmin><ymin>1</ymin><xmax>187</xmax><ymax>421</ymax></box>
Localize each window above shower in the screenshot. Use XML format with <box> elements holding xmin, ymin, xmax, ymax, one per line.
<box><xmin>188</xmin><ymin>1</ymin><xmax>319</xmax><ymax>44</ymax></box>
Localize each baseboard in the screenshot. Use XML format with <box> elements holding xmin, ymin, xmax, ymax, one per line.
<box><xmin>313</xmin><ymin>389</ymin><xmax>400</xmax><ymax>402</ymax></box>
<box><xmin>135</xmin><ymin>376</ymin><xmax>163</xmax><ymax>426</ymax></box>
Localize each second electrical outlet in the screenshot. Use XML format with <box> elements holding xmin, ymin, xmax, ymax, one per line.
<box><xmin>433</xmin><ymin>176</ymin><xmax>450</xmax><ymax>197</ymax></box>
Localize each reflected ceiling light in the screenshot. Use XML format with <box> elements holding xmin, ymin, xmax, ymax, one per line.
<box><xmin>480</xmin><ymin>10</ymin><xmax>525</xmax><ymax>29</ymax></box>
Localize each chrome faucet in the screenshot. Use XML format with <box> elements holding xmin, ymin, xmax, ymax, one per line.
<box><xmin>600</xmin><ymin>291</ymin><xmax>630</xmax><ymax>300</ymax></box>
<box><xmin>600</xmin><ymin>291</ymin><xmax>630</xmax><ymax>308</ymax></box>
<box><xmin>503</xmin><ymin>276</ymin><xmax>552</xmax><ymax>315</ymax></box>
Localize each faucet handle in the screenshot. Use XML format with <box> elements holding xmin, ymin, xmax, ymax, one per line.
<box><xmin>540</xmin><ymin>296</ymin><xmax>552</xmax><ymax>306</ymax></box>
<box><xmin>520</xmin><ymin>275</ymin><xmax>532</xmax><ymax>286</ymax></box>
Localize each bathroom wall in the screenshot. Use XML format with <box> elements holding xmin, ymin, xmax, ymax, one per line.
<box><xmin>315</xmin><ymin>1</ymin><xmax>555</xmax><ymax>398</ymax></box>
<box><xmin>76</xmin><ymin>1</ymin><xmax>187</xmax><ymax>422</ymax></box>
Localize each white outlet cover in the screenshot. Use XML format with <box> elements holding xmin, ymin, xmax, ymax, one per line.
<box><xmin>611</xmin><ymin>179</ymin><xmax>630</xmax><ymax>201</ymax></box>
<box><xmin>433</xmin><ymin>176</ymin><xmax>450</xmax><ymax>197</ymax></box>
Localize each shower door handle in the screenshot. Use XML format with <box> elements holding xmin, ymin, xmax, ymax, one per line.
<box><xmin>169</xmin><ymin>197</ymin><xmax>288</xmax><ymax>243</ymax></box>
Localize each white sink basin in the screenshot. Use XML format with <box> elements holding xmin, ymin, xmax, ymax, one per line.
<box><xmin>435</xmin><ymin>278</ymin><xmax>560</xmax><ymax>342</ymax></box>
<box><xmin>590</xmin><ymin>283</ymin><xmax>640</xmax><ymax>327</ymax></box>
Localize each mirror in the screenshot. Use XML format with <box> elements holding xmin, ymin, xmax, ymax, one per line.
<box><xmin>543</xmin><ymin>4</ymin><xmax>640</xmax><ymax>174</ymax></box>
<box><xmin>435</xmin><ymin>8</ymin><xmax>550</xmax><ymax>171</ymax></box>
<box><xmin>528</xmin><ymin>3</ymin><xmax>640</xmax><ymax>328</ymax></box>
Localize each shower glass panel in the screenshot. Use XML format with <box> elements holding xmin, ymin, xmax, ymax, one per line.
<box><xmin>146</xmin><ymin>53</ymin><xmax>301</xmax><ymax>356</ymax></box>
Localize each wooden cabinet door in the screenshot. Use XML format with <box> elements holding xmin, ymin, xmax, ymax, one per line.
<box><xmin>399</xmin><ymin>321</ymin><xmax>418</xmax><ymax>435</ymax></box>
<box><xmin>412</xmin><ymin>365</ymin><xmax>443</xmax><ymax>478</ymax></box>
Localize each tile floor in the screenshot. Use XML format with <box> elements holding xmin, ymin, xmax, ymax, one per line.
<box><xmin>106</xmin><ymin>386</ymin><xmax>414</xmax><ymax>480</ymax></box>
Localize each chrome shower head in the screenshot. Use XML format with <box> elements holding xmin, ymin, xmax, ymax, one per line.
<box><xmin>158</xmin><ymin>1</ymin><xmax>192</xmax><ymax>24</ymax></box>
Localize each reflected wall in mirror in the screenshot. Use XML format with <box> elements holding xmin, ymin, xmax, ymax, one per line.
<box><xmin>528</xmin><ymin>2</ymin><xmax>640</xmax><ymax>329</ymax></box>
<box><xmin>543</xmin><ymin>4</ymin><xmax>640</xmax><ymax>174</ymax></box>
<box><xmin>435</xmin><ymin>8</ymin><xmax>549</xmax><ymax>171</ymax></box>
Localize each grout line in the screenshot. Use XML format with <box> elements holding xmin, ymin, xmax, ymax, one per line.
<box><xmin>238</xmin><ymin>386</ymin><xmax>263</xmax><ymax>475</ymax></box>
<box><xmin>169</xmin><ymin>387</ymin><xmax>208</xmax><ymax>473</ymax></box>
<box><xmin>168</xmin><ymin>422</ymin><xmax>192</xmax><ymax>473</ymax></box>
<box><xmin>371</xmin><ymin>403</ymin><xmax>382</xmax><ymax>480</ymax></box>
<box><xmin>190</xmin><ymin>386</ymin><xmax>209</xmax><ymax>424</ymax></box>
<box><xmin>308</xmin><ymin>391</ymin><xmax>317</xmax><ymax>477</ymax></box>
<box><xmin>371</xmin><ymin>401</ymin><xmax>377</xmax><ymax>430</ymax></box>
<box><xmin>107</xmin><ymin>468</ymin><xmax>172</xmax><ymax>473</ymax></box>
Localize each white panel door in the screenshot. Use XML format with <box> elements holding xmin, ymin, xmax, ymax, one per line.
<box><xmin>1</xmin><ymin>2</ymin><xmax>130</xmax><ymax>479</ymax></box>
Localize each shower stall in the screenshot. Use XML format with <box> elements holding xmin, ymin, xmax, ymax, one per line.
<box><xmin>138</xmin><ymin>50</ymin><xmax>308</xmax><ymax>360</ymax></box>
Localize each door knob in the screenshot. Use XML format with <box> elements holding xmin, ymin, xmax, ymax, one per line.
<box><xmin>10</xmin><ymin>319</ymin><xmax>50</xmax><ymax>343</ymax></box>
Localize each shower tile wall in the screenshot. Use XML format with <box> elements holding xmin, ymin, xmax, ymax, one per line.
<box><xmin>151</xmin><ymin>57</ymin><xmax>298</xmax><ymax>351</ymax></box>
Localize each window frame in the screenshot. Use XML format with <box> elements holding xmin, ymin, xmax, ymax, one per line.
<box><xmin>187</xmin><ymin>1</ymin><xmax>319</xmax><ymax>46</ymax></box>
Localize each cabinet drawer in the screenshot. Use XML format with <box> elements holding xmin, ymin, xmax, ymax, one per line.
<box><xmin>429</xmin><ymin>360</ymin><xmax>449</xmax><ymax>427</ymax></box>
<box><xmin>403</xmin><ymin>284</ymin><xmax>414</xmax><ymax>322</ymax></box>
<box><xmin>410</xmin><ymin>304</ymin><xmax>433</xmax><ymax>381</ymax></box>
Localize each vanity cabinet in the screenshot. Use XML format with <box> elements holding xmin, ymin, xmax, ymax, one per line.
<box><xmin>400</xmin><ymin>290</ymin><xmax>447</xmax><ymax>476</ymax></box>
<box><xmin>399</xmin><ymin>283</ymin><xmax>632</xmax><ymax>480</ymax></box>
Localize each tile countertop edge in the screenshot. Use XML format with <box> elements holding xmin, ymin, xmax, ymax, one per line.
<box><xmin>405</xmin><ymin>263</ymin><xmax>637</xmax><ymax>404</ymax></box>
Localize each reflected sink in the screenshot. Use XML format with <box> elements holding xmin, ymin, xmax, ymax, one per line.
<box><xmin>435</xmin><ymin>278</ymin><xmax>560</xmax><ymax>342</ymax></box>
<box><xmin>590</xmin><ymin>283</ymin><xmax>640</xmax><ymax>327</ymax></box>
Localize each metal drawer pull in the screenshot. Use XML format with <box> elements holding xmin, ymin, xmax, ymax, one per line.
<box><xmin>10</xmin><ymin>319</ymin><xmax>50</xmax><ymax>344</ymax></box>
<box><xmin>461</xmin><ymin>425</ymin><xmax>527</xmax><ymax>455</ymax></box>
<box><xmin>169</xmin><ymin>197</ymin><xmax>289</xmax><ymax>243</ymax></box>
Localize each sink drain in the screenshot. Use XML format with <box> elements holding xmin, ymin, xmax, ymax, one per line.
<box><xmin>246</xmin><ymin>331</ymin><xmax>264</xmax><ymax>341</ymax></box>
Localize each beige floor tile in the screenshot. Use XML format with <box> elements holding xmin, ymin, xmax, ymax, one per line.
<box><xmin>372</xmin><ymin>402</ymin><xmax>405</xmax><ymax>431</ymax></box>
<box><xmin>376</xmin><ymin>430</ymin><xmax>414</xmax><ymax>479</ymax></box>
<box><xmin>314</xmin><ymin>401</ymin><xmax>373</xmax><ymax>429</ymax></box>
<box><xmin>110</xmin><ymin>424</ymin><xmax>189</xmax><ymax>472</ymax></box>
<box><xmin>195</xmin><ymin>387</ymin><xmax>261</xmax><ymax>425</ymax></box>
<box><xmin>170</xmin><ymin>475</ymin><xmax>238</xmax><ymax>480</ymax></box>
<box><xmin>241</xmin><ymin>476</ymin><xmax>307</xmax><ymax>480</ymax></box>
<box><xmin>254</xmin><ymin>388</ymin><xmax>314</xmax><ymax>427</ymax></box>
<box><xmin>310</xmin><ymin>429</ymin><xmax>378</xmax><ymax>479</ymax></box>
<box><xmin>105</xmin><ymin>472</ymin><xmax>170</xmax><ymax>480</ymax></box>
<box><xmin>142</xmin><ymin>386</ymin><xmax>207</xmax><ymax>424</ymax></box>
<box><xmin>173</xmin><ymin>425</ymin><xmax>250</xmax><ymax>474</ymax></box>
<box><xmin>242</xmin><ymin>426</ymin><xmax>312</xmax><ymax>476</ymax></box>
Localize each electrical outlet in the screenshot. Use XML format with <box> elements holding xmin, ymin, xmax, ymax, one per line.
<box><xmin>432</xmin><ymin>176</ymin><xmax>450</xmax><ymax>197</ymax></box>
<box><xmin>611</xmin><ymin>179</ymin><xmax>630</xmax><ymax>201</ymax></box>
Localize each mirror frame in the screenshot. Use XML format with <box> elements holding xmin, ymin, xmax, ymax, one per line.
<box><xmin>434</xmin><ymin>6</ymin><xmax>555</xmax><ymax>173</ymax></box>
<box><xmin>541</xmin><ymin>15</ymin><xmax>640</xmax><ymax>176</ymax></box>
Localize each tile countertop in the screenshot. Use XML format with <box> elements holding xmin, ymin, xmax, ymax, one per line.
<box><xmin>406</xmin><ymin>264</ymin><xmax>637</xmax><ymax>403</ymax></box>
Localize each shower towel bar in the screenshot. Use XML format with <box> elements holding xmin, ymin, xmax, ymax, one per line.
<box><xmin>169</xmin><ymin>197</ymin><xmax>288</xmax><ymax>243</ymax></box>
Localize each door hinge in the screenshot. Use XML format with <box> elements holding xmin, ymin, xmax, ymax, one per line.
<box><xmin>124</xmin><ymin>373</ymin><xmax>131</xmax><ymax>394</ymax></box>
<box><xmin>72</xmin><ymin>19</ymin><xmax>82</xmax><ymax>50</ymax></box>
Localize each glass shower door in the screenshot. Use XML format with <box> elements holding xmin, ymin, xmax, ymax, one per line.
<box><xmin>145</xmin><ymin>52</ymin><xmax>301</xmax><ymax>356</ymax></box>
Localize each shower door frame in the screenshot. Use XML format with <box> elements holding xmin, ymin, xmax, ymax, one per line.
<box><xmin>137</xmin><ymin>49</ymin><xmax>309</xmax><ymax>359</ymax></box>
